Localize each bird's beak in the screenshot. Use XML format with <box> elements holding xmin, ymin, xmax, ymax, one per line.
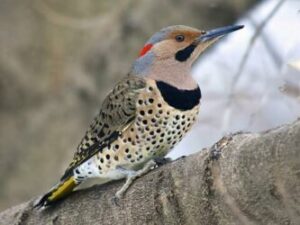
<box><xmin>196</xmin><ymin>25</ymin><xmax>244</xmax><ymax>43</ymax></box>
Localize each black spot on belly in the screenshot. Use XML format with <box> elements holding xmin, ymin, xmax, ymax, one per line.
<box><xmin>156</xmin><ymin>81</ymin><xmax>201</xmax><ymax>111</ymax></box>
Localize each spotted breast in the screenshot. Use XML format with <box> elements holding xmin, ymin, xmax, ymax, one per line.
<box><xmin>74</xmin><ymin>79</ymin><xmax>200</xmax><ymax>181</ymax></box>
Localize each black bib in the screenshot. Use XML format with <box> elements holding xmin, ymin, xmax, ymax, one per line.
<box><xmin>156</xmin><ymin>81</ymin><xmax>201</xmax><ymax>111</ymax></box>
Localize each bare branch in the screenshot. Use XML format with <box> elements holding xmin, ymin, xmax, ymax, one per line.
<box><xmin>1</xmin><ymin>119</ymin><xmax>299</xmax><ymax>225</ymax></box>
<box><xmin>222</xmin><ymin>0</ymin><xmax>286</xmax><ymax>132</ymax></box>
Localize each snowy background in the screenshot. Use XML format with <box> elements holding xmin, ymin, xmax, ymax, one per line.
<box><xmin>172</xmin><ymin>0</ymin><xmax>300</xmax><ymax>158</ymax></box>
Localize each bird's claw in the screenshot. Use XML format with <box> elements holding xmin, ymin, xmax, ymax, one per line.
<box><xmin>111</xmin><ymin>195</ymin><xmax>121</xmax><ymax>207</ymax></box>
<box><xmin>154</xmin><ymin>157</ymin><xmax>172</xmax><ymax>166</ymax></box>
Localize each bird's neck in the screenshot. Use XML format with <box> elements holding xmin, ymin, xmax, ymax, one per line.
<box><xmin>131</xmin><ymin>55</ymin><xmax>198</xmax><ymax>90</ymax></box>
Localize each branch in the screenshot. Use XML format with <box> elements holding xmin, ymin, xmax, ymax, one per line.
<box><xmin>1</xmin><ymin>119</ymin><xmax>299</xmax><ymax>225</ymax></box>
<box><xmin>229</xmin><ymin>0</ymin><xmax>285</xmax><ymax>93</ymax></box>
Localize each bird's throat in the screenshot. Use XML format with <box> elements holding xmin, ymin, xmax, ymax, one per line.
<box><xmin>156</xmin><ymin>81</ymin><xmax>201</xmax><ymax>110</ymax></box>
<box><xmin>132</xmin><ymin>51</ymin><xmax>198</xmax><ymax>90</ymax></box>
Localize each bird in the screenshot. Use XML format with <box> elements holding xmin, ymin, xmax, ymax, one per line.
<box><xmin>35</xmin><ymin>24</ymin><xmax>244</xmax><ymax>208</ymax></box>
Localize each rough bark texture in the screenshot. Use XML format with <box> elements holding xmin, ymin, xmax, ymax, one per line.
<box><xmin>1</xmin><ymin>119</ymin><xmax>299</xmax><ymax>225</ymax></box>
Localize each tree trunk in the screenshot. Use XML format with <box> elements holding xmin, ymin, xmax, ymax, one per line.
<box><xmin>1</xmin><ymin>119</ymin><xmax>299</xmax><ymax>225</ymax></box>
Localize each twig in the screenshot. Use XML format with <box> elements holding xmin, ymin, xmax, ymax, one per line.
<box><xmin>222</xmin><ymin>0</ymin><xmax>286</xmax><ymax>132</ymax></box>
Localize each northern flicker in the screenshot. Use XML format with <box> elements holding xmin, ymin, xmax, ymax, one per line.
<box><xmin>35</xmin><ymin>24</ymin><xmax>244</xmax><ymax>208</ymax></box>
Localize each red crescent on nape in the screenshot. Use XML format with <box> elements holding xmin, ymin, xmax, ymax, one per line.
<box><xmin>139</xmin><ymin>44</ymin><xmax>153</xmax><ymax>57</ymax></box>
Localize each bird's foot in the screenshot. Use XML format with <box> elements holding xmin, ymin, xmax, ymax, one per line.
<box><xmin>111</xmin><ymin>195</ymin><xmax>121</xmax><ymax>207</ymax></box>
<box><xmin>112</xmin><ymin>160</ymin><xmax>157</xmax><ymax>206</ymax></box>
<box><xmin>111</xmin><ymin>180</ymin><xmax>130</xmax><ymax>207</ymax></box>
<box><xmin>153</xmin><ymin>157</ymin><xmax>172</xmax><ymax>166</ymax></box>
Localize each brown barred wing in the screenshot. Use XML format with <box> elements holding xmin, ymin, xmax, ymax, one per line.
<box><xmin>61</xmin><ymin>76</ymin><xmax>146</xmax><ymax>180</ymax></box>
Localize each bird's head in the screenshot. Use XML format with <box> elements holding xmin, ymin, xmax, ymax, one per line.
<box><xmin>131</xmin><ymin>25</ymin><xmax>244</xmax><ymax>88</ymax></box>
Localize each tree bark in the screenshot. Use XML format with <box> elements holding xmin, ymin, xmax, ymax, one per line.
<box><xmin>1</xmin><ymin>119</ymin><xmax>299</xmax><ymax>225</ymax></box>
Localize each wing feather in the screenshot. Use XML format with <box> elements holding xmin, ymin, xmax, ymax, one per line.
<box><xmin>61</xmin><ymin>76</ymin><xmax>146</xmax><ymax>180</ymax></box>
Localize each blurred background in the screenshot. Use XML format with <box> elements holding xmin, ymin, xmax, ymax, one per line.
<box><xmin>0</xmin><ymin>0</ymin><xmax>299</xmax><ymax>211</ymax></box>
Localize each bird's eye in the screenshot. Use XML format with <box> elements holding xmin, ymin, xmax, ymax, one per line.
<box><xmin>175</xmin><ymin>35</ymin><xmax>185</xmax><ymax>42</ymax></box>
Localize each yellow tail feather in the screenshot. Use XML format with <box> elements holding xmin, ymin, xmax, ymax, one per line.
<box><xmin>48</xmin><ymin>176</ymin><xmax>77</xmax><ymax>202</ymax></box>
<box><xmin>35</xmin><ymin>176</ymin><xmax>77</xmax><ymax>208</ymax></box>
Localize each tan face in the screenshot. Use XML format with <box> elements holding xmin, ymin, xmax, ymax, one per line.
<box><xmin>133</xmin><ymin>25</ymin><xmax>243</xmax><ymax>89</ymax></box>
<box><xmin>151</xmin><ymin>27</ymin><xmax>217</xmax><ymax>65</ymax></box>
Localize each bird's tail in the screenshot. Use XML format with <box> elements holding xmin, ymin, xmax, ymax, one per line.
<box><xmin>34</xmin><ymin>176</ymin><xmax>78</xmax><ymax>208</ymax></box>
